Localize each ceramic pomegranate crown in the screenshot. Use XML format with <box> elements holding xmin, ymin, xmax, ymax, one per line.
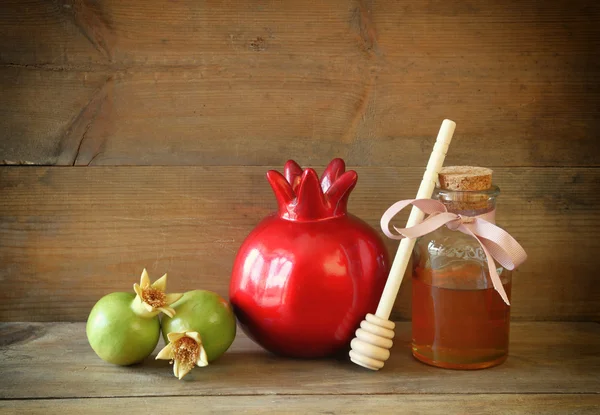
<box><xmin>266</xmin><ymin>158</ymin><xmax>358</xmax><ymax>221</ymax></box>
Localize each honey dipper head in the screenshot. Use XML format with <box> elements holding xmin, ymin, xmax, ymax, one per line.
<box><xmin>349</xmin><ymin>314</ymin><xmax>395</xmax><ymax>371</ymax></box>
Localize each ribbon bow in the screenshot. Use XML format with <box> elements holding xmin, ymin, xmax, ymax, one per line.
<box><xmin>381</xmin><ymin>199</ymin><xmax>527</xmax><ymax>305</ymax></box>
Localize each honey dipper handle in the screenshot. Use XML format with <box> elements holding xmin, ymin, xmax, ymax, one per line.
<box><xmin>375</xmin><ymin>119</ymin><xmax>456</xmax><ymax>319</ymax></box>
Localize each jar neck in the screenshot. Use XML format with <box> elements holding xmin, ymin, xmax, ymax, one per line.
<box><xmin>434</xmin><ymin>185</ymin><xmax>500</xmax><ymax>221</ymax></box>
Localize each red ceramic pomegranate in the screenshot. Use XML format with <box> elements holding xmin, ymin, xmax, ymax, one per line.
<box><xmin>229</xmin><ymin>159</ymin><xmax>389</xmax><ymax>358</ymax></box>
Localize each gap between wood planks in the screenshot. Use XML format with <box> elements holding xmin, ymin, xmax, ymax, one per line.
<box><xmin>4</xmin><ymin>62</ymin><xmax>386</xmax><ymax>73</ymax></box>
<box><xmin>1</xmin><ymin>162</ymin><xmax>600</xmax><ymax>168</ymax></box>
<box><xmin>2</xmin><ymin>392</ymin><xmax>599</xmax><ymax>402</ymax></box>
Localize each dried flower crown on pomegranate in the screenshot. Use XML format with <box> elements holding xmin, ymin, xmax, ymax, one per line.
<box><xmin>132</xmin><ymin>268</ymin><xmax>182</xmax><ymax>318</ymax></box>
<box><xmin>156</xmin><ymin>330</ymin><xmax>209</xmax><ymax>379</ymax></box>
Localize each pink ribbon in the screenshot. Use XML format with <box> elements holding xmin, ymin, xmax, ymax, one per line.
<box><xmin>381</xmin><ymin>199</ymin><xmax>527</xmax><ymax>305</ymax></box>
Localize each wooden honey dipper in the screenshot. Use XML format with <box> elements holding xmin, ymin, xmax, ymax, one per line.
<box><xmin>349</xmin><ymin>119</ymin><xmax>456</xmax><ymax>370</ymax></box>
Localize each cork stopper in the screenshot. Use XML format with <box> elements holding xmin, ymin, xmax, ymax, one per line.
<box><xmin>438</xmin><ymin>166</ymin><xmax>493</xmax><ymax>191</ymax></box>
<box><xmin>437</xmin><ymin>166</ymin><xmax>495</xmax><ymax>213</ymax></box>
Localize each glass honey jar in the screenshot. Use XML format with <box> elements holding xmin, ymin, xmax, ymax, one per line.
<box><xmin>411</xmin><ymin>167</ymin><xmax>512</xmax><ymax>370</ymax></box>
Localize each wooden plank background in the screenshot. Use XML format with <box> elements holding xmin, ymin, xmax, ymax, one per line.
<box><xmin>1</xmin><ymin>166</ymin><xmax>598</xmax><ymax>321</ymax></box>
<box><xmin>1</xmin><ymin>0</ymin><xmax>599</xmax><ymax>321</ymax></box>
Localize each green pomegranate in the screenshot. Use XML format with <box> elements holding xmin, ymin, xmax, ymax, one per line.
<box><xmin>86</xmin><ymin>269</ymin><xmax>182</xmax><ymax>366</ymax></box>
<box><xmin>161</xmin><ymin>290</ymin><xmax>237</xmax><ymax>363</ymax></box>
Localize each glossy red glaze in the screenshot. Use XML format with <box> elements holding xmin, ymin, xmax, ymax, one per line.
<box><xmin>229</xmin><ymin>159</ymin><xmax>389</xmax><ymax>358</ymax></box>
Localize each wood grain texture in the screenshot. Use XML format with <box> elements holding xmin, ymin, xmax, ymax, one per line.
<box><xmin>0</xmin><ymin>1</ymin><xmax>108</xmax><ymax>67</ymax></box>
<box><xmin>2</xmin><ymin>395</ymin><xmax>599</xmax><ymax>415</ymax></box>
<box><xmin>0</xmin><ymin>166</ymin><xmax>598</xmax><ymax>322</ymax></box>
<box><xmin>1</xmin><ymin>0</ymin><xmax>599</xmax><ymax>166</ymax></box>
<box><xmin>0</xmin><ymin>67</ymin><xmax>111</xmax><ymax>165</ymax></box>
<box><xmin>0</xmin><ymin>322</ymin><xmax>598</xmax><ymax>399</ymax></box>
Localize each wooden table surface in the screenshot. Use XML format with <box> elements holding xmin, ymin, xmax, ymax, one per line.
<box><xmin>1</xmin><ymin>322</ymin><xmax>598</xmax><ymax>414</ymax></box>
